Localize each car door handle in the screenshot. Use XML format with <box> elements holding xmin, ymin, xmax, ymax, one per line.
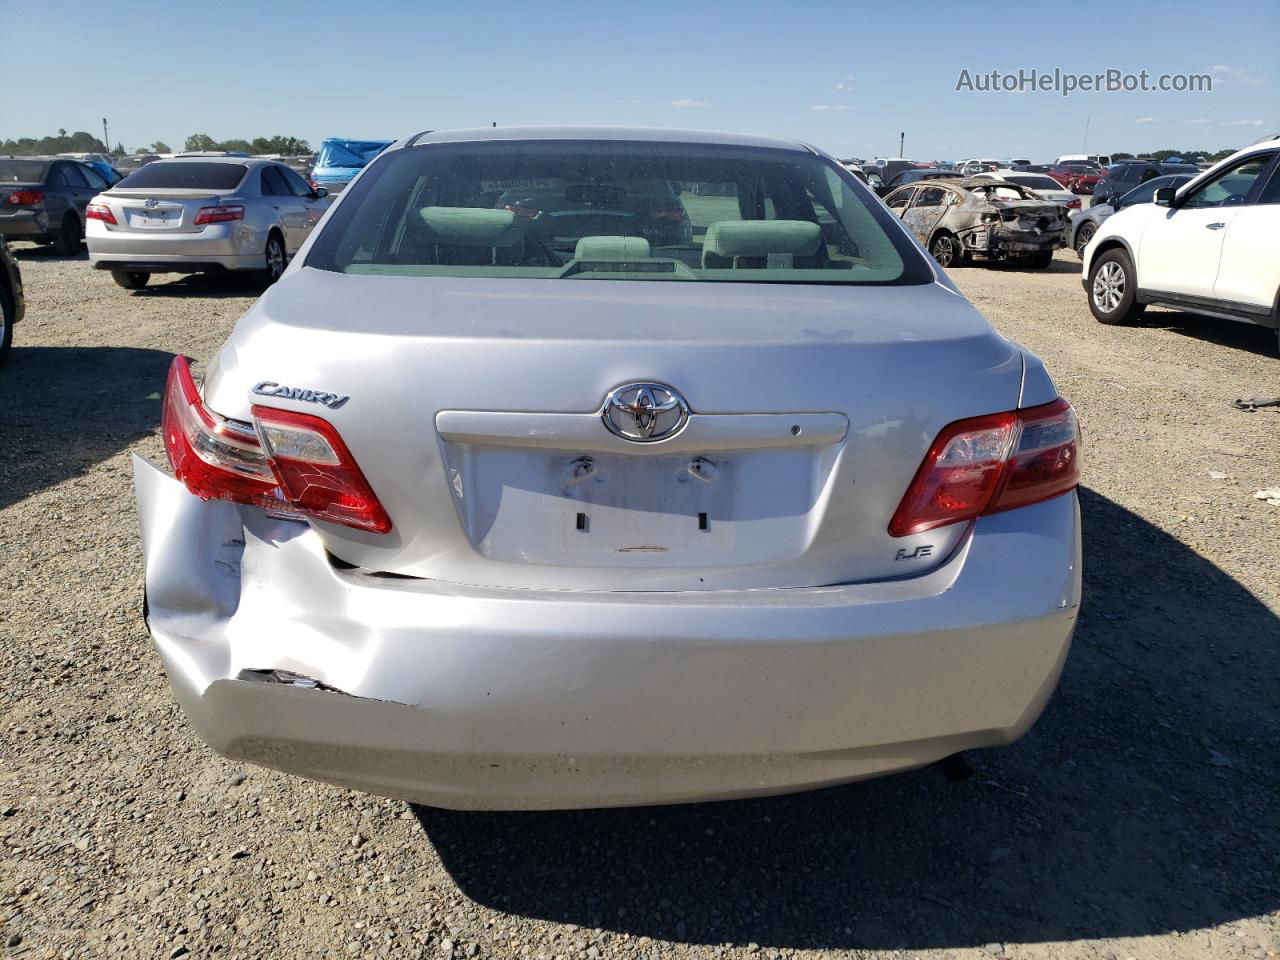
<box><xmin>1206</xmin><ymin>222</ymin><xmax>1225</xmax><ymax>230</ymax></box>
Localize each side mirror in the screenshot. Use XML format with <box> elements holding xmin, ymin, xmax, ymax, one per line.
<box><xmin>313</xmin><ymin>187</ymin><xmax>329</xmax><ymax>199</ymax></box>
<box><xmin>1153</xmin><ymin>187</ymin><xmax>1176</xmax><ymax>207</ymax></box>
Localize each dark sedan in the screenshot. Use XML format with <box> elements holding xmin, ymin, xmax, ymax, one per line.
<box><xmin>1091</xmin><ymin>161</ymin><xmax>1202</xmax><ymax>206</ymax></box>
<box><xmin>0</xmin><ymin>157</ymin><xmax>113</xmax><ymax>254</ymax></box>
<box><xmin>1067</xmin><ymin>173</ymin><xmax>1195</xmax><ymax>257</ymax></box>
<box><xmin>0</xmin><ymin>239</ymin><xmax>25</xmax><ymax>365</ymax></box>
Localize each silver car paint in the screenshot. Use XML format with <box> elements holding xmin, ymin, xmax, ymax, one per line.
<box><xmin>136</xmin><ymin>455</ymin><xmax>1079</xmax><ymax>810</ymax></box>
<box><xmin>86</xmin><ymin>157</ymin><xmax>328</xmax><ymax>273</ymax></box>
<box><xmin>136</xmin><ymin>127</ymin><xmax>1081</xmax><ymax>808</ymax></box>
<box><xmin>202</xmin><ymin>272</ymin><xmax>1025</xmax><ymax>591</ymax></box>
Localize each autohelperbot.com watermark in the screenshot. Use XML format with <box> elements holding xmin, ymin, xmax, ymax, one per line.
<box><xmin>956</xmin><ymin>68</ymin><xmax>1213</xmax><ymax>97</ymax></box>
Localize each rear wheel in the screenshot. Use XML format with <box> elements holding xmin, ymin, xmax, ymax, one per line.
<box><xmin>1074</xmin><ymin>221</ymin><xmax>1096</xmax><ymax>259</ymax></box>
<box><xmin>111</xmin><ymin>269</ymin><xmax>150</xmax><ymax>290</ymax></box>
<box><xmin>51</xmin><ymin>213</ymin><xmax>82</xmax><ymax>255</ymax></box>
<box><xmin>257</xmin><ymin>233</ymin><xmax>286</xmax><ymax>287</ymax></box>
<box><xmin>1025</xmin><ymin>250</ymin><xmax>1054</xmax><ymax>269</ymax></box>
<box><xmin>1088</xmin><ymin>248</ymin><xmax>1146</xmax><ymax>325</ymax></box>
<box><xmin>929</xmin><ymin>232</ymin><xmax>961</xmax><ymax>268</ymax></box>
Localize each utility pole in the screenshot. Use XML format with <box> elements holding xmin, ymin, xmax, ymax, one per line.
<box><xmin>899</xmin><ymin>131</ymin><xmax>905</xmax><ymax>158</ymax></box>
<box><xmin>1083</xmin><ymin>116</ymin><xmax>1090</xmax><ymax>152</ymax></box>
<box><xmin>102</xmin><ymin>117</ymin><xmax>110</xmax><ymax>155</ymax></box>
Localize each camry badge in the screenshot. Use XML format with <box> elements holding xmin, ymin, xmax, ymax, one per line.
<box><xmin>252</xmin><ymin>381</ymin><xmax>349</xmax><ymax>410</ymax></box>
<box><xmin>602</xmin><ymin>383</ymin><xmax>689</xmax><ymax>442</ymax></box>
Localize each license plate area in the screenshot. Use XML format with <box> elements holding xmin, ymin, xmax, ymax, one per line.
<box><xmin>125</xmin><ymin>207</ymin><xmax>182</xmax><ymax>228</ymax></box>
<box><xmin>444</xmin><ymin>445</ymin><xmax>825</xmax><ymax>568</ymax></box>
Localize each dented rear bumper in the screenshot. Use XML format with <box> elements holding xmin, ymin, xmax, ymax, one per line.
<box><xmin>135</xmin><ymin>455</ymin><xmax>1081</xmax><ymax>810</ymax></box>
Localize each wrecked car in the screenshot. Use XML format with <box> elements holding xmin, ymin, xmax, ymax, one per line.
<box><xmin>136</xmin><ymin>127</ymin><xmax>1082</xmax><ymax>811</ymax></box>
<box><xmin>883</xmin><ymin>178</ymin><xmax>1069</xmax><ymax>268</ymax></box>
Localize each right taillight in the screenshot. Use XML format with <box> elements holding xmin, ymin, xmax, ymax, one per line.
<box><xmin>193</xmin><ymin>204</ymin><xmax>244</xmax><ymax>225</ymax></box>
<box><xmin>889</xmin><ymin>398</ymin><xmax>1081</xmax><ymax>537</ymax></box>
<box><xmin>161</xmin><ymin>356</ymin><xmax>391</xmax><ymax>533</ymax></box>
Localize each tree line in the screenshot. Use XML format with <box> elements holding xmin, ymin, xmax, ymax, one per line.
<box><xmin>1112</xmin><ymin>147</ymin><xmax>1239</xmax><ymax>163</ymax></box>
<box><xmin>1</xmin><ymin>129</ymin><xmax>312</xmax><ymax>157</ymax></box>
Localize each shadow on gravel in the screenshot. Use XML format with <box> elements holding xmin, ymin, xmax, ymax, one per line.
<box><xmin>0</xmin><ymin>346</ymin><xmax>174</xmax><ymax>510</ymax></box>
<box><xmin>10</xmin><ymin>245</ymin><xmax>89</xmax><ymax>263</ymax></box>
<box><xmin>1143</xmin><ymin>308</ymin><xmax>1278</xmax><ymax>359</ymax></box>
<box><xmin>128</xmin><ymin>273</ymin><xmax>265</xmax><ymax>299</ymax></box>
<box><xmin>415</xmin><ymin>487</ymin><xmax>1278</xmax><ymax>951</ymax></box>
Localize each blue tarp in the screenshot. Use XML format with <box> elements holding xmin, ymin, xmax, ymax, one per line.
<box><xmin>314</xmin><ymin>138</ymin><xmax>393</xmax><ymax>170</ymax></box>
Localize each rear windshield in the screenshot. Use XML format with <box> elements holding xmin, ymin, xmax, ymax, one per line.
<box><xmin>114</xmin><ymin>161</ymin><xmax>247</xmax><ymax>190</ymax></box>
<box><xmin>307</xmin><ymin>140</ymin><xmax>932</xmax><ymax>285</ymax></box>
<box><xmin>1005</xmin><ymin>174</ymin><xmax>1062</xmax><ymax>190</ymax></box>
<box><xmin>0</xmin><ymin>159</ymin><xmax>49</xmax><ymax>183</ymax></box>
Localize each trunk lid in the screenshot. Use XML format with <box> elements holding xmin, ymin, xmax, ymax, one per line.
<box><xmin>99</xmin><ymin>188</ymin><xmax>241</xmax><ymax>234</ymax></box>
<box><xmin>203</xmin><ymin>270</ymin><xmax>1028</xmax><ymax>591</ymax></box>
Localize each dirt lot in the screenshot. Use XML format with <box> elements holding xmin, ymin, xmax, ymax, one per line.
<box><xmin>1</xmin><ymin>246</ymin><xmax>1277</xmax><ymax>960</ymax></box>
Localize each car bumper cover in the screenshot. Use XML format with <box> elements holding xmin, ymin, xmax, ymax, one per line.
<box><xmin>134</xmin><ymin>455</ymin><xmax>1081</xmax><ymax>810</ymax></box>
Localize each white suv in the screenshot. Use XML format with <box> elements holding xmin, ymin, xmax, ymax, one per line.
<box><xmin>1081</xmin><ymin>136</ymin><xmax>1280</xmax><ymax>348</ymax></box>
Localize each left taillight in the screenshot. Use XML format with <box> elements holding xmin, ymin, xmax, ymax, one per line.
<box><xmin>193</xmin><ymin>204</ymin><xmax>244</xmax><ymax>225</ymax></box>
<box><xmin>161</xmin><ymin>356</ymin><xmax>391</xmax><ymax>533</ymax></box>
<box><xmin>888</xmin><ymin>397</ymin><xmax>1081</xmax><ymax>537</ymax></box>
<box><xmin>86</xmin><ymin>203</ymin><xmax>117</xmax><ymax>224</ymax></box>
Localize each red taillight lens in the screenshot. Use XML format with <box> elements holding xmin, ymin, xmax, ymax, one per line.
<box><xmin>651</xmin><ymin>208</ymin><xmax>685</xmax><ymax>221</ymax></box>
<box><xmin>503</xmin><ymin>204</ymin><xmax>540</xmax><ymax>219</ymax></box>
<box><xmin>888</xmin><ymin>398</ymin><xmax>1081</xmax><ymax>537</ymax></box>
<box><xmin>161</xmin><ymin>356</ymin><xmax>391</xmax><ymax>533</ymax></box>
<box><xmin>86</xmin><ymin>202</ymin><xmax>117</xmax><ymax>224</ymax></box>
<box><xmin>1066</xmin><ymin>198</ymin><xmax>1081</xmax><ymax>209</ymax></box>
<box><xmin>6</xmin><ymin>190</ymin><xmax>43</xmax><ymax>205</ymax></box>
<box><xmin>193</xmin><ymin>204</ymin><xmax>244</xmax><ymax>225</ymax></box>
<box><xmin>251</xmin><ymin>406</ymin><xmax>392</xmax><ymax>534</ymax></box>
<box><xmin>162</xmin><ymin>356</ymin><xmax>279</xmax><ymax>510</ymax></box>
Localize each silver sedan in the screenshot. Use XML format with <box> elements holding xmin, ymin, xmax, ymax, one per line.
<box><xmin>86</xmin><ymin>157</ymin><xmax>329</xmax><ymax>290</ymax></box>
<box><xmin>135</xmin><ymin>126</ymin><xmax>1082</xmax><ymax>810</ymax></box>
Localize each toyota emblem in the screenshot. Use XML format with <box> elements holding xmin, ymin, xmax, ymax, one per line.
<box><xmin>602</xmin><ymin>383</ymin><xmax>689</xmax><ymax>442</ymax></box>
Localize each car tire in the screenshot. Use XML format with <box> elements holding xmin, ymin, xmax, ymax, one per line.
<box><xmin>1026</xmin><ymin>250</ymin><xmax>1054</xmax><ymax>269</ymax></box>
<box><xmin>929</xmin><ymin>232</ymin><xmax>961</xmax><ymax>269</ymax></box>
<box><xmin>1074</xmin><ymin>222</ymin><xmax>1096</xmax><ymax>259</ymax></box>
<box><xmin>257</xmin><ymin>233</ymin><xmax>286</xmax><ymax>287</ymax></box>
<box><xmin>112</xmin><ymin>270</ymin><xmax>150</xmax><ymax>290</ymax></box>
<box><xmin>1087</xmin><ymin>248</ymin><xmax>1146</xmax><ymax>325</ymax></box>
<box><xmin>51</xmin><ymin>214</ymin><xmax>82</xmax><ymax>256</ymax></box>
<box><xmin>0</xmin><ymin>282</ymin><xmax>13</xmax><ymax>368</ymax></box>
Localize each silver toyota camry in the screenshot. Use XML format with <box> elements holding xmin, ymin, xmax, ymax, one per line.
<box><xmin>135</xmin><ymin>127</ymin><xmax>1082</xmax><ymax>811</ymax></box>
<box><xmin>87</xmin><ymin>157</ymin><xmax>329</xmax><ymax>290</ymax></box>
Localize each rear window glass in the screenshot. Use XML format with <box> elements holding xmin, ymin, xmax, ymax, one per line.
<box><xmin>307</xmin><ymin>140</ymin><xmax>932</xmax><ymax>286</ymax></box>
<box><xmin>1005</xmin><ymin>175</ymin><xmax>1062</xmax><ymax>190</ymax></box>
<box><xmin>0</xmin><ymin>159</ymin><xmax>49</xmax><ymax>183</ymax></box>
<box><xmin>114</xmin><ymin>161</ymin><xmax>247</xmax><ymax>190</ymax></box>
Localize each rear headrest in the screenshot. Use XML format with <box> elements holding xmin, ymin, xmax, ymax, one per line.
<box><xmin>418</xmin><ymin>207</ymin><xmax>524</xmax><ymax>247</ymax></box>
<box><xmin>703</xmin><ymin>220</ymin><xmax>822</xmax><ymax>260</ymax></box>
<box><xmin>573</xmin><ymin>236</ymin><xmax>652</xmax><ymax>261</ymax></box>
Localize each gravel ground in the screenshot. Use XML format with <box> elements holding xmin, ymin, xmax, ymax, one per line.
<box><xmin>1</xmin><ymin>245</ymin><xmax>1277</xmax><ymax>960</ymax></box>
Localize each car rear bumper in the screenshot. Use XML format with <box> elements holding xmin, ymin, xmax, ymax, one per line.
<box><xmin>0</xmin><ymin>211</ymin><xmax>51</xmax><ymax>240</ymax></box>
<box><xmin>87</xmin><ymin>222</ymin><xmax>267</xmax><ymax>272</ymax></box>
<box><xmin>135</xmin><ymin>455</ymin><xmax>1081</xmax><ymax>811</ymax></box>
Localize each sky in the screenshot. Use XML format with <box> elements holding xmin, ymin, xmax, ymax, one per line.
<box><xmin>1</xmin><ymin>0</ymin><xmax>1275</xmax><ymax>161</ymax></box>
